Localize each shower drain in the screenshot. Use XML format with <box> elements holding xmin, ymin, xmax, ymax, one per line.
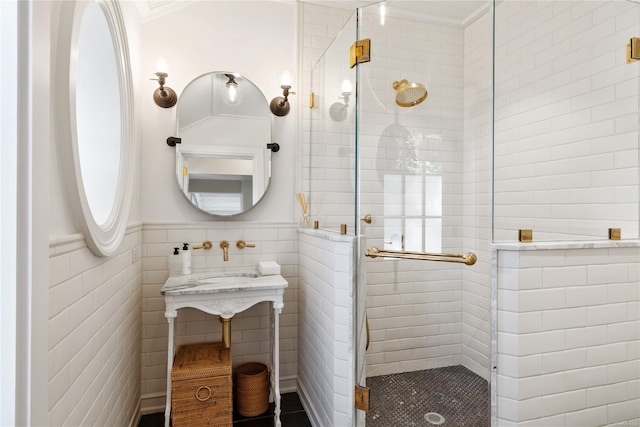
<box><xmin>424</xmin><ymin>412</ymin><xmax>446</xmax><ymax>425</ymax></box>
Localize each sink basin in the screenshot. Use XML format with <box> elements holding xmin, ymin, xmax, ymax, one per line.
<box><xmin>195</xmin><ymin>274</ymin><xmax>257</xmax><ymax>284</ymax></box>
<box><xmin>161</xmin><ymin>270</ymin><xmax>286</xmax><ymax>295</ymax></box>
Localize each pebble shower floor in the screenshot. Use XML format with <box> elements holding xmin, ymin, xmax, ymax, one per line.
<box><xmin>366</xmin><ymin>365</ymin><xmax>489</xmax><ymax>427</ymax></box>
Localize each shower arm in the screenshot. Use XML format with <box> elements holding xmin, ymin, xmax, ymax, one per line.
<box><xmin>365</xmin><ymin>246</ymin><xmax>477</xmax><ymax>266</ymax></box>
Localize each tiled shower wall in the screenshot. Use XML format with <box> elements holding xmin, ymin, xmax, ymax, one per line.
<box><xmin>301</xmin><ymin>3</ymin><xmax>493</xmax><ymax>379</ymax></box>
<box><xmin>493</xmin><ymin>0</ymin><xmax>640</xmax><ymax>241</ymax></box>
<box><xmin>301</xmin><ymin>3</ymin><xmax>356</xmax><ymax>228</ymax></box>
<box><xmin>496</xmin><ymin>243</ymin><xmax>640</xmax><ymax>426</ymax></box>
<box><xmin>48</xmin><ymin>226</ymin><xmax>142</xmax><ymax>427</ymax></box>
<box><xmin>297</xmin><ymin>229</ymin><xmax>358</xmax><ymax>427</ymax></box>
<box><xmin>139</xmin><ymin>221</ymin><xmax>298</xmax><ymax>413</ymax></box>
<box><xmin>356</xmin><ymin>9</ymin><xmax>471</xmax><ymax>377</ymax></box>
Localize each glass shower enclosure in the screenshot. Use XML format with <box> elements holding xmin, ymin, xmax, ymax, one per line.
<box><xmin>305</xmin><ymin>0</ymin><xmax>639</xmax><ymax>425</ymax></box>
<box><xmin>308</xmin><ymin>1</ymin><xmax>492</xmax><ymax>425</ymax></box>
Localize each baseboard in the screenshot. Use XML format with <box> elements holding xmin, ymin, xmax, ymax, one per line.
<box><xmin>141</xmin><ymin>392</ymin><xmax>167</xmax><ymax>415</ymax></box>
<box><xmin>128</xmin><ymin>399</ymin><xmax>142</xmax><ymax>427</ymax></box>
<box><xmin>279</xmin><ymin>375</ymin><xmax>297</xmax><ymax>394</ymax></box>
<box><xmin>297</xmin><ymin>380</ymin><xmax>321</xmax><ymax>427</ymax></box>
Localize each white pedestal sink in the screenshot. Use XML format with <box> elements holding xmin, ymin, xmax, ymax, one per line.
<box><xmin>161</xmin><ymin>269</ymin><xmax>288</xmax><ymax>427</ymax></box>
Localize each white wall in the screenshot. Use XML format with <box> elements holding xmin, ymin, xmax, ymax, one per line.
<box><xmin>298</xmin><ymin>229</ymin><xmax>358</xmax><ymax>427</ymax></box>
<box><xmin>495</xmin><ymin>243</ymin><xmax>640</xmax><ymax>426</ymax></box>
<box><xmin>493</xmin><ymin>0</ymin><xmax>640</xmax><ymax>241</ymax></box>
<box><xmin>137</xmin><ymin>1</ymin><xmax>300</xmax><ymax>414</ymax></box>
<box><xmin>45</xmin><ymin>0</ymin><xmax>144</xmax><ymax>425</ymax></box>
<box><xmin>139</xmin><ymin>0</ymin><xmax>297</xmax><ymax>223</ymax></box>
<box><xmin>48</xmin><ymin>228</ymin><xmax>142</xmax><ymax>426</ymax></box>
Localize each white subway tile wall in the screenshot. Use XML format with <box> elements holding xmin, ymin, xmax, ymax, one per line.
<box><xmin>494</xmin><ymin>0</ymin><xmax>640</xmax><ymax>241</ymax></box>
<box><xmin>497</xmin><ymin>245</ymin><xmax>640</xmax><ymax>425</ymax></box>
<box><xmin>139</xmin><ymin>221</ymin><xmax>298</xmax><ymax>412</ymax></box>
<box><xmin>297</xmin><ymin>230</ymin><xmax>356</xmax><ymax>427</ymax></box>
<box><xmin>48</xmin><ymin>226</ymin><xmax>142</xmax><ymax>427</ymax></box>
<box><xmin>302</xmin><ymin>2</ymin><xmax>493</xmax><ymax>381</ymax></box>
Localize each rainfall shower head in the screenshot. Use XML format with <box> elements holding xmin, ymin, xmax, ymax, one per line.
<box><xmin>392</xmin><ymin>79</ymin><xmax>427</xmax><ymax>107</ymax></box>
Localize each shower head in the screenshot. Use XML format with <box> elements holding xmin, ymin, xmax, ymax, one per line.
<box><xmin>392</xmin><ymin>79</ymin><xmax>427</xmax><ymax>107</ymax></box>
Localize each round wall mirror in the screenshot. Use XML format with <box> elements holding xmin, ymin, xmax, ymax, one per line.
<box><xmin>76</xmin><ymin>2</ymin><xmax>121</xmax><ymax>225</ymax></box>
<box><xmin>57</xmin><ymin>0</ymin><xmax>134</xmax><ymax>256</ymax></box>
<box><xmin>175</xmin><ymin>72</ymin><xmax>272</xmax><ymax>216</ymax></box>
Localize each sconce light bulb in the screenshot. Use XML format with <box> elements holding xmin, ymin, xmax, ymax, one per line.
<box><xmin>156</xmin><ymin>57</ymin><xmax>168</xmax><ymax>74</ymax></box>
<box><xmin>223</xmin><ymin>82</ymin><xmax>242</xmax><ymax>106</ymax></box>
<box><xmin>341</xmin><ymin>79</ymin><xmax>353</xmax><ymax>93</ymax></box>
<box><xmin>280</xmin><ymin>70</ymin><xmax>293</xmax><ymax>86</ymax></box>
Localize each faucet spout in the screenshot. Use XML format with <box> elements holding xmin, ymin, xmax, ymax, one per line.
<box><xmin>220</xmin><ymin>240</ymin><xmax>230</xmax><ymax>261</ymax></box>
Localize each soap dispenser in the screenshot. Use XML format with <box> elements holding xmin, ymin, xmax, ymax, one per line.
<box><xmin>182</xmin><ymin>243</ymin><xmax>191</xmax><ymax>275</ymax></box>
<box><xmin>168</xmin><ymin>247</ymin><xmax>182</xmax><ymax>276</ymax></box>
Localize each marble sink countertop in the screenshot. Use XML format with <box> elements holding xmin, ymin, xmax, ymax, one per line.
<box><xmin>161</xmin><ymin>269</ymin><xmax>288</xmax><ymax>295</ymax></box>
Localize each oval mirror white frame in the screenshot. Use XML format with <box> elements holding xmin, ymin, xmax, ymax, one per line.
<box><xmin>56</xmin><ymin>0</ymin><xmax>134</xmax><ymax>257</ymax></box>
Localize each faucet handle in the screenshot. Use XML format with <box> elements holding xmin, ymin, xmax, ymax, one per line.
<box><xmin>236</xmin><ymin>240</ymin><xmax>256</xmax><ymax>249</ymax></box>
<box><xmin>193</xmin><ymin>240</ymin><xmax>212</xmax><ymax>250</ymax></box>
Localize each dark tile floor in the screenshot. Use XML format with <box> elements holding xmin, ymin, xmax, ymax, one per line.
<box><xmin>366</xmin><ymin>365</ymin><xmax>489</xmax><ymax>427</ymax></box>
<box><xmin>138</xmin><ymin>392</ymin><xmax>310</xmax><ymax>427</ymax></box>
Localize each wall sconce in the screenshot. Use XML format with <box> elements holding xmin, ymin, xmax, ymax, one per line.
<box><xmin>151</xmin><ymin>72</ymin><xmax>177</xmax><ymax>108</ymax></box>
<box><xmin>329</xmin><ymin>79</ymin><xmax>352</xmax><ymax>121</ymax></box>
<box><xmin>340</xmin><ymin>79</ymin><xmax>352</xmax><ymax>108</ymax></box>
<box><xmin>270</xmin><ymin>85</ymin><xmax>296</xmax><ymax>116</ymax></box>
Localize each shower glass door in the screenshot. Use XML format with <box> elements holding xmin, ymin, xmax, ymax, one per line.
<box><xmin>355</xmin><ymin>2</ymin><xmax>492</xmax><ymax>426</ymax></box>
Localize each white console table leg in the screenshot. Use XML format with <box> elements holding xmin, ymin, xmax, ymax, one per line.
<box><xmin>273</xmin><ymin>303</ymin><xmax>282</xmax><ymax>427</ymax></box>
<box><xmin>165</xmin><ymin>315</ymin><xmax>176</xmax><ymax>427</ymax></box>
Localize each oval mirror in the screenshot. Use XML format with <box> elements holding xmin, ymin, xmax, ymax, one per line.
<box><xmin>56</xmin><ymin>0</ymin><xmax>134</xmax><ymax>257</ymax></box>
<box><xmin>175</xmin><ymin>72</ymin><xmax>272</xmax><ymax>216</ymax></box>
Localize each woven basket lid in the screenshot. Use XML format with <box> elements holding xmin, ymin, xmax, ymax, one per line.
<box><xmin>172</xmin><ymin>342</ymin><xmax>231</xmax><ymax>380</ymax></box>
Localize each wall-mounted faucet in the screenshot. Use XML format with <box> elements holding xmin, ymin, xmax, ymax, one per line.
<box><xmin>236</xmin><ymin>240</ymin><xmax>255</xmax><ymax>249</ymax></box>
<box><xmin>220</xmin><ymin>240</ymin><xmax>230</xmax><ymax>261</ymax></box>
<box><xmin>193</xmin><ymin>240</ymin><xmax>212</xmax><ymax>250</ymax></box>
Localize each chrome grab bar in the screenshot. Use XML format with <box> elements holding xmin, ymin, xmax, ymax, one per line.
<box><xmin>365</xmin><ymin>246</ymin><xmax>477</xmax><ymax>266</ymax></box>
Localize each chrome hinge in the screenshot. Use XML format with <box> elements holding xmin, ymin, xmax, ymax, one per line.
<box><xmin>355</xmin><ymin>385</ymin><xmax>370</xmax><ymax>412</ymax></box>
<box><xmin>350</xmin><ymin>38</ymin><xmax>371</xmax><ymax>68</ymax></box>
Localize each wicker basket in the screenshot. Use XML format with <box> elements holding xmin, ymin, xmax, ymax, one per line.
<box><xmin>234</xmin><ymin>362</ymin><xmax>270</xmax><ymax>417</ymax></box>
<box><xmin>171</xmin><ymin>342</ymin><xmax>232</xmax><ymax>427</ymax></box>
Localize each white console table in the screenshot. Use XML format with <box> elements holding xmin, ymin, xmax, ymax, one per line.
<box><xmin>161</xmin><ymin>271</ymin><xmax>287</xmax><ymax>427</ymax></box>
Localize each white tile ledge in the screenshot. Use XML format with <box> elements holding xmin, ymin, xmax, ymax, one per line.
<box><xmin>49</xmin><ymin>222</ymin><xmax>143</xmax><ymax>255</ymax></box>
<box><xmin>492</xmin><ymin>239</ymin><xmax>640</xmax><ymax>251</ymax></box>
<box><xmin>143</xmin><ymin>220</ymin><xmax>297</xmax><ymax>230</ymax></box>
<box><xmin>298</xmin><ymin>227</ymin><xmax>356</xmax><ymax>242</ymax></box>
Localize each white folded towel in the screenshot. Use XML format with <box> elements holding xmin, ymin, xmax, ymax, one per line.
<box><xmin>258</xmin><ymin>261</ymin><xmax>281</xmax><ymax>275</ymax></box>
